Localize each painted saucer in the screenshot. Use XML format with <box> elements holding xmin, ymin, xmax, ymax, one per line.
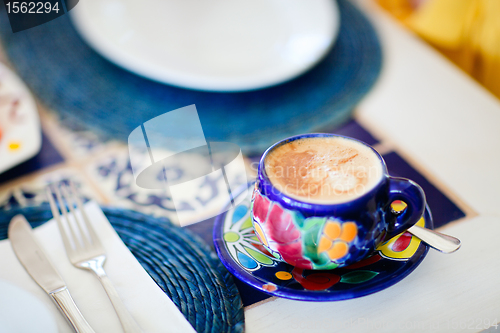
<box><xmin>213</xmin><ymin>184</ymin><xmax>432</xmax><ymax>301</ymax></box>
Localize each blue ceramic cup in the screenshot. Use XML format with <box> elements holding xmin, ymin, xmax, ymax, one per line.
<box><xmin>251</xmin><ymin>133</ymin><xmax>426</xmax><ymax>270</ymax></box>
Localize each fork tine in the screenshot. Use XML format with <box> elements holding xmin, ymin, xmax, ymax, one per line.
<box><xmin>61</xmin><ymin>184</ymin><xmax>92</xmax><ymax>248</ymax></box>
<box><xmin>68</xmin><ymin>181</ymin><xmax>101</xmax><ymax>247</ymax></box>
<box><xmin>46</xmin><ymin>185</ymin><xmax>77</xmax><ymax>256</ymax></box>
<box><xmin>53</xmin><ymin>184</ymin><xmax>82</xmax><ymax>250</ymax></box>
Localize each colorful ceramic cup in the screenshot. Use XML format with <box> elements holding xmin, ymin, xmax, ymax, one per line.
<box><xmin>251</xmin><ymin>133</ymin><xmax>426</xmax><ymax>270</ymax></box>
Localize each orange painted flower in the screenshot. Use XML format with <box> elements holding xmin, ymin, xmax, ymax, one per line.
<box><xmin>318</xmin><ymin>220</ymin><xmax>358</xmax><ymax>262</ymax></box>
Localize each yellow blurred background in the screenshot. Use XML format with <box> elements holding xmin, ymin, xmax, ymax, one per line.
<box><xmin>377</xmin><ymin>0</ymin><xmax>500</xmax><ymax>99</ymax></box>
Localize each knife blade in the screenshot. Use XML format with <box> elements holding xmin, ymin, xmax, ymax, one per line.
<box><xmin>8</xmin><ymin>214</ymin><xmax>96</xmax><ymax>333</ymax></box>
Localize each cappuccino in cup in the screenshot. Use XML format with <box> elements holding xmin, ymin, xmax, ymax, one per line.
<box><xmin>253</xmin><ymin>133</ymin><xmax>426</xmax><ymax>269</ymax></box>
<box><xmin>265</xmin><ymin>136</ymin><xmax>383</xmax><ymax>204</ymax></box>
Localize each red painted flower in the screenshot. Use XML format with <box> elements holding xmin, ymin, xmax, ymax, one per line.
<box><xmin>377</xmin><ymin>216</ymin><xmax>425</xmax><ymax>260</ymax></box>
<box><xmin>392</xmin><ymin>232</ymin><xmax>412</xmax><ymax>252</ymax></box>
<box><xmin>252</xmin><ymin>190</ymin><xmax>270</xmax><ymax>224</ymax></box>
<box><xmin>266</xmin><ymin>204</ymin><xmax>301</xmax><ymax>244</ymax></box>
<box><xmin>292</xmin><ymin>267</ymin><xmax>340</xmax><ymax>291</ymax></box>
<box><xmin>252</xmin><ymin>190</ymin><xmax>313</xmax><ymax>269</ymax></box>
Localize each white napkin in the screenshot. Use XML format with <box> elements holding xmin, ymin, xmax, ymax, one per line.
<box><xmin>0</xmin><ymin>201</ymin><xmax>196</xmax><ymax>333</ymax></box>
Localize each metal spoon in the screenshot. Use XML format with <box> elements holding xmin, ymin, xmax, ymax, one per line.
<box><xmin>408</xmin><ymin>225</ymin><xmax>461</xmax><ymax>253</ymax></box>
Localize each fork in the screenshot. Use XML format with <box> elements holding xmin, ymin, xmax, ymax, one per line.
<box><xmin>47</xmin><ymin>182</ymin><xmax>143</xmax><ymax>333</ymax></box>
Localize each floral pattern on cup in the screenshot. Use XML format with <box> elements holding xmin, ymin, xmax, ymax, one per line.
<box><xmin>318</xmin><ymin>220</ymin><xmax>358</xmax><ymax>263</ymax></box>
<box><xmin>251</xmin><ymin>188</ymin><xmax>314</xmax><ymax>269</ymax></box>
<box><xmin>251</xmin><ymin>188</ymin><xmax>367</xmax><ymax>270</ymax></box>
<box><xmin>222</xmin><ymin>199</ymin><xmax>382</xmax><ymax>291</ymax></box>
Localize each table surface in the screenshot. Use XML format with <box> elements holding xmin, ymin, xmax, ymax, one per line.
<box><xmin>1</xmin><ymin>0</ymin><xmax>500</xmax><ymax>332</ymax></box>
<box><xmin>245</xmin><ymin>1</ymin><xmax>500</xmax><ymax>332</ymax></box>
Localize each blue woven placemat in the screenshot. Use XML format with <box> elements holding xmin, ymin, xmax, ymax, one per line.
<box><xmin>0</xmin><ymin>205</ymin><xmax>244</xmax><ymax>333</ymax></box>
<box><xmin>0</xmin><ymin>0</ymin><xmax>381</xmax><ymax>155</ymax></box>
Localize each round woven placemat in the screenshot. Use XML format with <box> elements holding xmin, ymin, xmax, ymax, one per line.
<box><xmin>0</xmin><ymin>0</ymin><xmax>381</xmax><ymax>155</ymax></box>
<box><xmin>0</xmin><ymin>205</ymin><xmax>244</xmax><ymax>333</ymax></box>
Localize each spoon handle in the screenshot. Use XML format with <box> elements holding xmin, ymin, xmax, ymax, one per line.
<box><xmin>407</xmin><ymin>225</ymin><xmax>461</xmax><ymax>253</ymax></box>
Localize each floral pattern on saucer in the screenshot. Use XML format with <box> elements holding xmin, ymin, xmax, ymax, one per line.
<box><xmin>214</xmin><ymin>186</ymin><xmax>432</xmax><ymax>301</ymax></box>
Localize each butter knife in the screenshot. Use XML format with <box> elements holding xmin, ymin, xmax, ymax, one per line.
<box><xmin>8</xmin><ymin>215</ymin><xmax>96</xmax><ymax>333</ymax></box>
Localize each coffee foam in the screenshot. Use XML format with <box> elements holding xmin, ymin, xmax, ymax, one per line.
<box><xmin>264</xmin><ymin>137</ymin><xmax>383</xmax><ymax>204</ymax></box>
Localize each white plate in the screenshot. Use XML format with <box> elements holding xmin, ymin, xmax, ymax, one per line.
<box><xmin>0</xmin><ymin>62</ymin><xmax>41</xmax><ymax>174</ymax></box>
<box><xmin>0</xmin><ymin>279</ymin><xmax>58</xmax><ymax>333</ymax></box>
<box><xmin>70</xmin><ymin>0</ymin><xmax>340</xmax><ymax>91</ymax></box>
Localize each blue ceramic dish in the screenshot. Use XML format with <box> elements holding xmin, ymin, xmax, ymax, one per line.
<box><xmin>213</xmin><ymin>185</ymin><xmax>432</xmax><ymax>302</ymax></box>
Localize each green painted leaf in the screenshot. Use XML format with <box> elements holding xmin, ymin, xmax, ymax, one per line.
<box><xmin>302</xmin><ymin>217</ymin><xmax>326</xmax><ymax>263</ymax></box>
<box><xmin>290</xmin><ymin>211</ymin><xmax>306</xmax><ymax>228</ymax></box>
<box><xmin>240</xmin><ymin>216</ymin><xmax>253</xmax><ymax>230</ymax></box>
<box><xmin>301</xmin><ymin>217</ymin><xmax>326</xmax><ymax>231</ymax></box>
<box><xmin>312</xmin><ymin>251</ymin><xmax>334</xmax><ymax>267</ymax></box>
<box><xmin>341</xmin><ymin>270</ymin><xmax>379</xmax><ymax>284</ymax></box>
<box><xmin>244</xmin><ymin>246</ymin><xmax>274</xmax><ymax>265</ymax></box>
<box><xmin>313</xmin><ymin>261</ymin><xmax>339</xmax><ymax>270</ymax></box>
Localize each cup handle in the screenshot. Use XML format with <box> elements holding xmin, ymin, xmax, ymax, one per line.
<box><xmin>386</xmin><ymin>177</ymin><xmax>426</xmax><ymax>238</ymax></box>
